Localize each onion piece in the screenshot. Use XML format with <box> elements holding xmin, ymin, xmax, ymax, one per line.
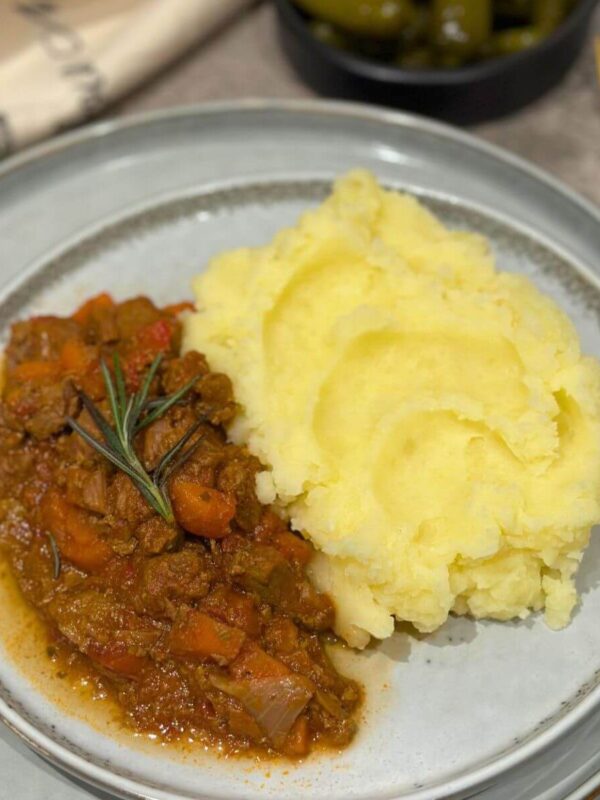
<box><xmin>210</xmin><ymin>673</ymin><xmax>313</xmax><ymax>747</ymax></box>
<box><xmin>315</xmin><ymin>688</ymin><xmax>346</xmax><ymax>720</ymax></box>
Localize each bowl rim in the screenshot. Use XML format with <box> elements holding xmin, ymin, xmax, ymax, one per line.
<box><xmin>275</xmin><ymin>0</ymin><xmax>600</xmax><ymax>86</ymax></box>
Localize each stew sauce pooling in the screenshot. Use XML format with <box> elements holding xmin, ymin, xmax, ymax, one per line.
<box><xmin>0</xmin><ymin>295</ymin><xmax>360</xmax><ymax>757</ymax></box>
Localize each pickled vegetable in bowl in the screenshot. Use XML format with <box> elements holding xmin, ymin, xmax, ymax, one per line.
<box><xmin>294</xmin><ymin>0</ymin><xmax>580</xmax><ymax>68</ymax></box>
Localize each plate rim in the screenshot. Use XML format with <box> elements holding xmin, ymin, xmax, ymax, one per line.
<box><xmin>2</xmin><ymin>97</ymin><xmax>599</xmax><ymax>231</ymax></box>
<box><xmin>1</xmin><ymin>98</ymin><xmax>600</xmax><ymax>800</ymax></box>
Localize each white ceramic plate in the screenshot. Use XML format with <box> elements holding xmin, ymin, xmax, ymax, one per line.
<box><xmin>1</xmin><ymin>100</ymin><xmax>600</xmax><ymax>800</ymax></box>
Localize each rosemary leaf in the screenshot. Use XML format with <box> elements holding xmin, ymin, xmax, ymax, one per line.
<box><xmin>101</xmin><ymin>359</ymin><xmax>121</xmax><ymax>433</ymax></box>
<box><xmin>137</xmin><ymin>373</ymin><xmax>202</xmax><ymax>431</ymax></box>
<box><xmin>158</xmin><ymin>436</ymin><xmax>205</xmax><ymax>492</ymax></box>
<box><xmin>154</xmin><ymin>419</ymin><xmax>205</xmax><ymax>487</ymax></box>
<box><xmin>132</xmin><ymin>354</ymin><xmax>163</xmax><ymax>423</ymax></box>
<box><xmin>78</xmin><ymin>391</ymin><xmax>122</xmax><ymax>453</ymax></box>
<box><xmin>46</xmin><ymin>532</ymin><xmax>61</xmax><ymax>580</ymax></box>
<box><xmin>122</xmin><ymin>393</ymin><xmax>138</xmax><ymax>442</ymax></box>
<box><xmin>134</xmin><ymin>479</ymin><xmax>174</xmax><ymax>523</ymax></box>
<box><xmin>67</xmin><ymin>416</ymin><xmax>142</xmax><ymax>483</ymax></box>
<box><xmin>113</xmin><ymin>353</ymin><xmax>127</xmax><ymax>417</ymax></box>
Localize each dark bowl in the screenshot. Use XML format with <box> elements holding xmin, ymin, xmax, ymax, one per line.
<box><xmin>275</xmin><ymin>0</ymin><xmax>599</xmax><ymax>124</ymax></box>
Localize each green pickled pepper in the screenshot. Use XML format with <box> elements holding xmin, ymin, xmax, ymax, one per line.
<box><xmin>532</xmin><ymin>0</ymin><xmax>569</xmax><ymax>32</ymax></box>
<box><xmin>431</xmin><ymin>0</ymin><xmax>493</xmax><ymax>59</ymax></box>
<box><xmin>488</xmin><ymin>26</ymin><xmax>544</xmax><ymax>55</ymax></box>
<box><xmin>299</xmin><ymin>0</ymin><xmax>579</xmax><ymax>68</ymax></box>
<box><xmin>396</xmin><ymin>46</ymin><xmax>435</xmax><ymax>68</ymax></box>
<box><xmin>294</xmin><ymin>0</ymin><xmax>417</xmax><ymax>39</ymax></box>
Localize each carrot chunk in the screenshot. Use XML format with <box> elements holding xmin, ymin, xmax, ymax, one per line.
<box><xmin>170</xmin><ymin>480</ymin><xmax>235</xmax><ymax>539</ymax></box>
<box><xmin>274</xmin><ymin>530</ymin><xmax>313</xmax><ymax>566</ymax></box>
<box><xmin>168</xmin><ymin>610</ymin><xmax>245</xmax><ymax>664</ymax></box>
<box><xmin>231</xmin><ymin>644</ymin><xmax>290</xmax><ymax>680</ymax></box>
<box><xmin>88</xmin><ymin>644</ymin><xmax>146</xmax><ymax>677</ymax></box>
<box><xmin>40</xmin><ymin>490</ymin><xmax>113</xmax><ymax>572</ymax></box>
<box><xmin>254</xmin><ymin>510</ymin><xmax>312</xmax><ymax>564</ymax></box>
<box><xmin>72</xmin><ymin>293</ymin><xmax>114</xmax><ymax>324</ymax></box>
<box><xmin>60</xmin><ymin>338</ymin><xmax>97</xmax><ymax>376</ymax></box>
<box><xmin>11</xmin><ymin>360</ymin><xmax>62</xmax><ymax>382</ymax></box>
<box><xmin>283</xmin><ymin>715</ymin><xmax>310</xmax><ymax>757</ymax></box>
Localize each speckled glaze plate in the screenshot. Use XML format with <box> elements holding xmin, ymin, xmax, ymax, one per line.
<box><xmin>1</xmin><ymin>101</ymin><xmax>600</xmax><ymax>800</ymax></box>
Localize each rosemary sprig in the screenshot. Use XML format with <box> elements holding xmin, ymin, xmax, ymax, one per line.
<box><xmin>67</xmin><ymin>353</ymin><xmax>202</xmax><ymax>524</ymax></box>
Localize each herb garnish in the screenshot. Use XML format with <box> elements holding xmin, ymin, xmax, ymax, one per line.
<box><xmin>46</xmin><ymin>531</ymin><xmax>61</xmax><ymax>579</ymax></box>
<box><xmin>67</xmin><ymin>354</ymin><xmax>202</xmax><ymax>524</ymax></box>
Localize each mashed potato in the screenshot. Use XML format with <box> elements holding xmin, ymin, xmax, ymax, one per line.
<box><xmin>184</xmin><ymin>171</ymin><xmax>600</xmax><ymax>647</ymax></box>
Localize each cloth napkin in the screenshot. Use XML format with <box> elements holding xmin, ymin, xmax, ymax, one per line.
<box><xmin>0</xmin><ymin>0</ymin><xmax>254</xmax><ymax>156</ymax></box>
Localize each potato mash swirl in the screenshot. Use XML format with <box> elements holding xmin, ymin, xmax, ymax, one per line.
<box><xmin>184</xmin><ymin>171</ymin><xmax>600</xmax><ymax>647</ymax></box>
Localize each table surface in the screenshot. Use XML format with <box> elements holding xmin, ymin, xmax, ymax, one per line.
<box><xmin>1</xmin><ymin>4</ymin><xmax>600</xmax><ymax>799</ymax></box>
<box><xmin>112</xmin><ymin>2</ymin><xmax>600</xmax><ymax>206</ymax></box>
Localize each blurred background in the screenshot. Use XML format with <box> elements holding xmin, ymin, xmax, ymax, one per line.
<box><xmin>0</xmin><ymin>0</ymin><xmax>599</xmax><ymax>202</ymax></box>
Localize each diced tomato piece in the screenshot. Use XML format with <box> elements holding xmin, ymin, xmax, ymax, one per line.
<box><xmin>72</xmin><ymin>293</ymin><xmax>114</xmax><ymax>325</ymax></box>
<box><xmin>135</xmin><ymin>318</ymin><xmax>176</xmax><ymax>353</ymax></box>
<box><xmin>122</xmin><ymin>318</ymin><xmax>177</xmax><ymax>389</ymax></box>
<box><xmin>170</xmin><ymin>480</ymin><xmax>235</xmax><ymax>539</ymax></box>
<box><xmin>40</xmin><ymin>490</ymin><xmax>113</xmax><ymax>572</ymax></box>
<box><xmin>169</xmin><ymin>610</ymin><xmax>246</xmax><ymax>664</ymax></box>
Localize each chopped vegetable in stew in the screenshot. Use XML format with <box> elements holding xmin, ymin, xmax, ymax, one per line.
<box><xmin>0</xmin><ymin>295</ymin><xmax>360</xmax><ymax>757</ymax></box>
